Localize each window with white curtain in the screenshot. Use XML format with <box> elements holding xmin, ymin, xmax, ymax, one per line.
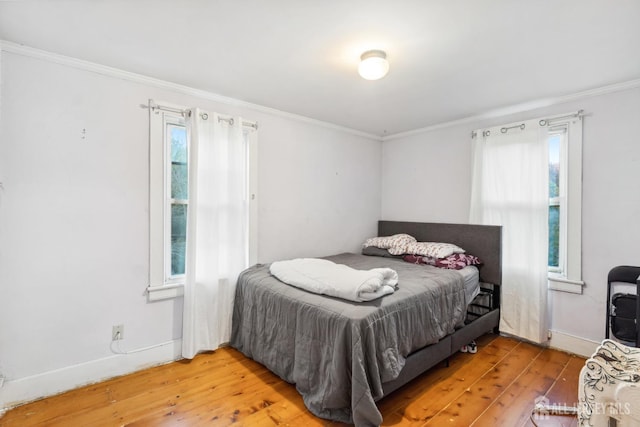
<box><xmin>146</xmin><ymin>100</ymin><xmax>258</xmax><ymax>301</ymax></box>
<box><xmin>473</xmin><ymin>112</ymin><xmax>583</xmax><ymax>293</ymax></box>
<box><xmin>470</xmin><ymin>111</ymin><xmax>584</xmax><ymax>343</ymax></box>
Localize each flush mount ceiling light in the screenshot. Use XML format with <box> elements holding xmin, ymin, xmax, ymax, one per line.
<box><xmin>358</xmin><ymin>50</ymin><xmax>389</xmax><ymax>80</ymax></box>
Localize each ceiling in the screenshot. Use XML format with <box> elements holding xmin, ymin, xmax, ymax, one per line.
<box><xmin>1</xmin><ymin>0</ymin><xmax>639</xmax><ymax>136</ymax></box>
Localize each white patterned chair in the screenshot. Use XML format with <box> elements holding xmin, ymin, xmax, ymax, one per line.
<box><xmin>579</xmin><ymin>339</ymin><xmax>640</xmax><ymax>426</ymax></box>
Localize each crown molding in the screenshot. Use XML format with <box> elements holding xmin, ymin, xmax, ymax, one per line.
<box><xmin>382</xmin><ymin>78</ymin><xmax>640</xmax><ymax>142</ymax></box>
<box><xmin>2</xmin><ymin>39</ymin><xmax>638</xmax><ymax>142</ymax></box>
<box><xmin>0</xmin><ymin>40</ymin><xmax>381</xmax><ymax>141</ymax></box>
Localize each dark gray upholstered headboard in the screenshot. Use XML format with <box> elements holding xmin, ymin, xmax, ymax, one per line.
<box><xmin>378</xmin><ymin>221</ymin><xmax>502</xmax><ymax>286</ymax></box>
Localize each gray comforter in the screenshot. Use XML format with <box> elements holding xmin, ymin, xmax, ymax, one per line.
<box><xmin>230</xmin><ymin>253</ymin><xmax>467</xmax><ymax>426</ymax></box>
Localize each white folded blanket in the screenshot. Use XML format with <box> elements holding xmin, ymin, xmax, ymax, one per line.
<box><xmin>269</xmin><ymin>258</ymin><xmax>398</xmax><ymax>302</ymax></box>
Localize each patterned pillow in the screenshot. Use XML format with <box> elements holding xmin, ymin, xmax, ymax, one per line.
<box><xmin>403</xmin><ymin>253</ymin><xmax>482</xmax><ymax>270</ymax></box>
<box><xmin>435</xmin><ymin>253</ymin><xmax>482</xmax><ymax>270</ymax></box>
<box><xmin>363</xmin><ymin>233</ymin><xmax>416</xmax><ymax>255</ymax></box>
<box><xmin>405</xmin><ymin>241</ymin><xmax>465</xmax><ymax>259</ymax></box>
<box><xmin>403</xmin><ymin>254</ymin><xmax>437</xmax><ymax>266</ymax></box>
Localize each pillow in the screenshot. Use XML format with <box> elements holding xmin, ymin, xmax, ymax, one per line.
<box><xmin>403</xmin><ymin>254</ymin><xmax>437</xmax><ymax>266</ymax></box>
<box><xmin>405</xmin><ymin>241</ymin><xmax>465</xmax><ymax>259</ymax></box>
<box><xmin>435</xmin><ymin>253</ymin><xmax>482</xmax><ymax>270</ymax></box>
<box><xmin>362</xmin><ymin>246</ymin><xmax>403</xmax><ymax>258</ymax></box>
<box><xmin>362</xmin><ymin>233</ymin><xmax>416</xmax><ymax>255</ymax></box>
<box><xmin>403</xmin><ymin>253</ymin><xmax>482</xmax><ymax>270</ymax></box>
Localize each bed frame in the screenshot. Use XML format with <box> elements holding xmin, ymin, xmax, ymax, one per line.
<box><xmin>378</xmin><ymin>220</ymin><xmax>502</xmax><ymax>396</ymax></box>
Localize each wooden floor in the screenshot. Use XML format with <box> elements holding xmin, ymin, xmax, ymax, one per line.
<box><xmin>1</xmin><ymin>334</ymin><xmax>584</xmax><ymax>426</ymax></box>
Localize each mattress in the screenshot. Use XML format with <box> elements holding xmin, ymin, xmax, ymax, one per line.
<box><xmin>458</xmin><ymin>265</ymin><xmax>480</xmax><ymax>303</ymax></box>
<box><xmin>399</xmin><ymin>264</ymin><xmax>479</xmax><ymax>304</ymax></box>
<box><xmin>230</xmin><ymin>253</ymin><xmax>469</xmax><ymax>426</ymax></box>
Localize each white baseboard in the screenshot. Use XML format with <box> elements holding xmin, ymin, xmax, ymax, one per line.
<box><xmin>549</xmin><ymin>330</ymin><xmax>599</xmax><ymax>358</ymax></box>
<box><xmin>0</xmin><ymin>339</ymin><xmax>182</xmax><ymax>411</ymax></box>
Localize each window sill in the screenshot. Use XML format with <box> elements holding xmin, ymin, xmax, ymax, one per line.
<box><xmin>548</xmin><ymin>276</ymin><xmax>585</xmax><ymax>294</ymax></box>
<box><xmin>147</xmin><ymin>283</ymin><xmax>184</xmax><ymax>301</ymax></box>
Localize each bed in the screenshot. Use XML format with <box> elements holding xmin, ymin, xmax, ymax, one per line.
<box><xmin>230</xmin><ymin>221</ymin><xmax>502</xmax><ymax>426</ymax></box>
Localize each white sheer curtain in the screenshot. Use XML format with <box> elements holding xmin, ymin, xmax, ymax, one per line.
<box><xmin>182</xmin><ymin>109</ymin><xmax>249</xmax><ymax>359</ymax></box>
<box><xmin>469</xmin><ymin>122</ymin><xmax>549</xmax><ymax>343</ymax></box>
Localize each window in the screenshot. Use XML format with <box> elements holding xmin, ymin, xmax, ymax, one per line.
<box><xmin>167</xmin><ymin>121</ymin><xmax>188</xmax><ymax>279</ymax></box>
<box><xmin>548</xmin><ymin>132</ymin><xmax>562</xmax><ymax>272</ymax></box>
<box><xmin>148</xmin><ymin>104</ymin><xmax>189</xmax><ymax>300</ymax></box>
<box><xmin>472</xmin><ymin>111</ymin><xmax>584</xmax><ymax>294</ymax></box>
<box><xmin>545</xmin><ymin>115</ymin><xmax>584</xmax><ymax>294</ymax></box>
<box><xmin>147</xmin><ymin>101</ymin><xmax>258</xmax><ymax>301</ymax></box>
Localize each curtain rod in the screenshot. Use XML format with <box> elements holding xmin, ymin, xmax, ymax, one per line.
<box><xmin>140</xmin><ymin>101</ymin><xmax>258</xmax><ymax>130</ymax></box>
<box><xmin>500</xmin><ymin>123</ymin><xmax>525</xmax><ymax>134</ymax></box>
<box><xmin>538</xmin><ymin>109</ymin><xmax>584</xmax><ymax>126</ymax></box>
<box><xmin>471</xmin><ymin>110</ymin><xmax>584</xmax><ymax>138</ymax></box>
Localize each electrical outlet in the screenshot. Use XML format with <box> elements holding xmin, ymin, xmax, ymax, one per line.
<box><xmin>112</xmin><ymin>324</ymin><xmax>124</xmax><ymax>341</ymax></box>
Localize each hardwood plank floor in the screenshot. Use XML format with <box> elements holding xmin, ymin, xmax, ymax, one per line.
<box><xmin>0</xmin><ymin>334</ymin><xmax>585</xmax><ymax>426</ymax></box>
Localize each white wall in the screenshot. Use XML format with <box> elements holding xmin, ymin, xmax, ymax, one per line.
<box><xmin>0</xmin><ymin>50</ymin><xmax>381</xmax><ymax>407</ymax></box>
<box><xmin>382</xmin><ymin>125</ymin><xmax>473</xmax><ymax>223</ymax></box>
<box><xmin>257</xmin><ymin>114</ymin><xmax>381</xmax><ymax>262</ymax></box>
<box><xmin>381</xmin><ymin>86</ymin><xmax>640</xmax><ymax>353</ymax></box>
